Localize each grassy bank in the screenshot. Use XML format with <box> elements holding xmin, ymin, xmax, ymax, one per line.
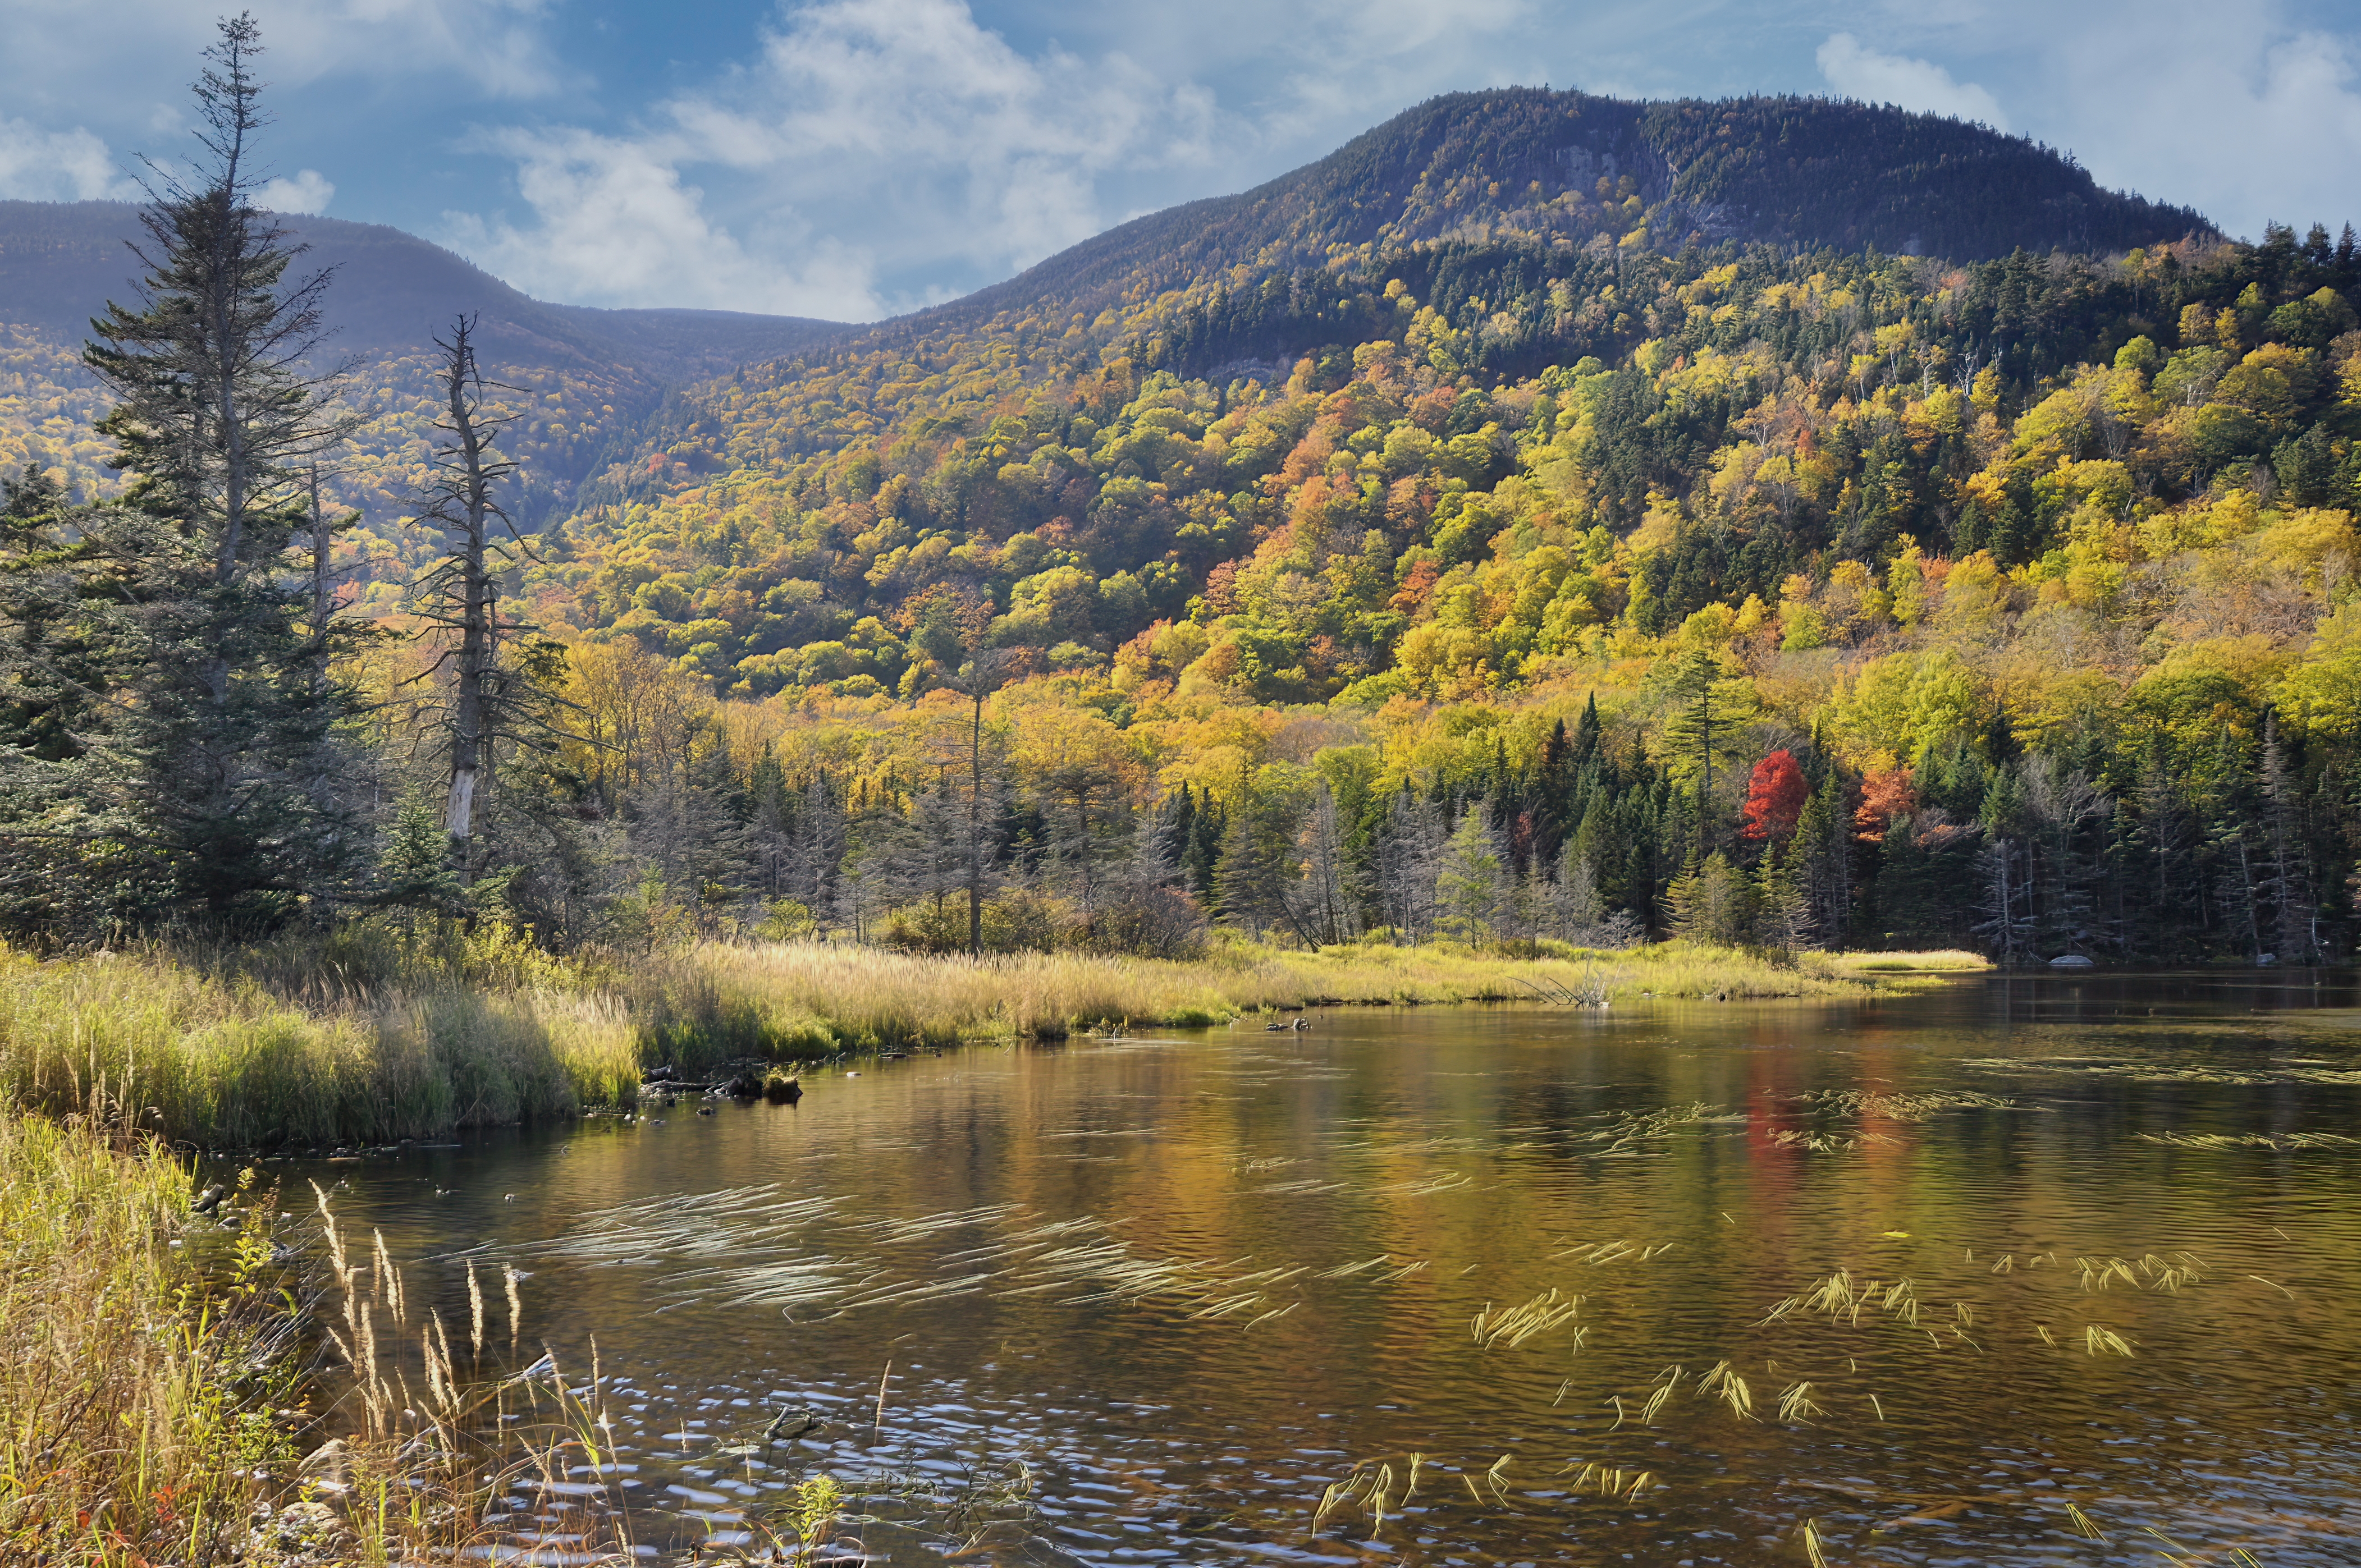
<box><xmin>0</xmin><ymin>945</ymin><xmax>641</xmax><ymax>1149</ymax></box>
<box><xmin>0</xmin><ymin>934</ymin><xmax>1987</xmax><ymax>1147</ymax></box>
<box><xmin>678</xmin><ymin>938</ymin><xmax>1986</xmax><ymax>1048</ymax></box>
<box><xmin>0</xmin><ymin>1106</ymin><xmax>638</xmax><ymax>1566</ymax></box>
<box><xmin>0</xmin><ymin>1108</ymin><xmax>295</xmax><ymax>1564</ymax></box>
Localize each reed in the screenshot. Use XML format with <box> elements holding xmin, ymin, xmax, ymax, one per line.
<box><xmin>296</xmin><ymin>1183</ymin><xmax>640</xmax><ymax>1565</ymax></box>
<box><xmin>0</xmin><ymin>944</ymin><xmax>639</xmax><ymax>1148</ymax></box>
<box><xmin>0</xmin><ymin>928</ymin><xmax>1980</xmax><ymax>1147</ymax></box>
<box><xmin>666</xmin><ymin>936</ymin><xmax>1978</xmax><ymax>1056</ymax></box>
<box><xmin>0</xmin><ymin>1106</ymin><xmax>305</xmax><ymax>1565</ymax></box>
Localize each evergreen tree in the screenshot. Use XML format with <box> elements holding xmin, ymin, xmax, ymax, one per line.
<box><xmin>1655</xmin><ymin>648</ymin><xmax>1757</xmax><ymax>857</ymax></box>
<box><xmin>1795</xmin><ymin>772</ymin><xmax>1851</xmax><ymax>947</ymax></box>
<box><xmin>0</xmin><ymin>16</ymin><xmax>358</xmax><ymax>936</ymax></box>
<box><xmin>1571</xmin><ymin>693</ymin><xmax>1602</xmax><ymax>767</ymax></box>
<box><xmin>1666</xmin><ymin>851</ymin><xmax>1751</xmax><ymax>945</ymax></box>
<box><xmin>2258</xmin><ymin>714</ymin><xmax>2318</xmax><ymax>962</ymax></box>
<box><xmin>1754</xmin><ymin>840</ymin><xmax>1814</xmax><ymax>951</ymax></box>
<box><xmin>1435</xmin><ymin>804</ymin><xmax>1504</xmax><ymax>942</ymax></box>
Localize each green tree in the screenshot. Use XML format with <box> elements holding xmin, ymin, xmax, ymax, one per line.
<box><xmin>1753</xmin><ymin>840</ymin><xmax>1813</xmax><ymax>950</ymax></box>
<box><xmin>1665</xmin><ymin>850</ymin><xmax>1752</xmax><ymax>945</ymax></box>
<box><xmin>0</xmin><ymin>16</ymin><xmax>359</xmax><ymax>935</ymax></box>
<box><xmin>1435</xmin><ymin>805</ymin><xmax>1504</xmax><ymax>941</ymax></box>
<box><xmin>1653</xmin><ymin>648</ymin><xmax>1756</xmax><ymax>856</ymax></box>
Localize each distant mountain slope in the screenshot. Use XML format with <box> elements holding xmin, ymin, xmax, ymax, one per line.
<box><xmin>0</xmin><ymin>200</ymin><xmax>847</xmax><ymax>586</ymax></box>
<box><xmin>0</xmin><ymin>200</ymin><xmax>844</xmax><ymax>374</ymax></box>
<box><xmin>528</xmin><ymin>91</ymin><xmax>2360</xmax><ymax>710</ymax></box>
<box><xmin>867</xmin><ymin>89</ymin><xmax>2211</xmax><ymax>347</ymax></box>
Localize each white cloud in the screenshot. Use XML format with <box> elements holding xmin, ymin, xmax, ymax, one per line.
<box><xmin>2015</xmin><ymin>3</ymin><xmax>2361</xmax><ymax>237</ymax></box>
<box><xmin>256</xmin><ymin>167</ymin><xmax>335</xmax><ymax>213</ymax></box>
<box><xmin>445</xmin><ymin>0</ymin><xmax>1226</xmax><ymax>316</ymax></box>
<box><xmin>441</xmin><ymin>127</ymin><xmax>883</xmax><ymax>319</ymax></box>
<box><xmin>260</xmin><ymin>0</ymin><xmax>568</xmax><ymax>99</ymax></box>
<box><xmin>0</xmin><ymin>116</ymin><xmax>132</xmax><ymax>200</ymax></box>
<box><xmin>1816</xmin><ymin>32</ymin><xmax>2009</xmax><ymax>129</ymax></box>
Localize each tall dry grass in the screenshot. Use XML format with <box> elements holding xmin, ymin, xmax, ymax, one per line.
<box><xmin>670</xmin><ymin>936</ymin><xmax>1975</xmax><ymax>1048</ymax></box>
<box><xmin>0</xmin><ymin>1108</ymin><xmax>299</xmax><ymax>1565</ymax></box>
<box><xmin>0</xmin><ymin>1103</ymin><xmax>641</xmax><ymax>1566</ymax></box>
<box><xmin>0</xmin><ymin>945</ymin><xmax>640</xmax><ymax>1149</ymax></box>
<box><xmin>0</xmin><ymin>930</ymin><xmax>1982</xmax><ymax>1147</ymax></box>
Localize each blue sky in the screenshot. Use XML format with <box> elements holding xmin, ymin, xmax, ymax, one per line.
<box><xmin>4</xmin><ymin>0</ymin><xmax>2359</xmax><ymax>322</ymax></box>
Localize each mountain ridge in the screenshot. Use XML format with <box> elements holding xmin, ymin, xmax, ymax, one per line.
<box><xmin>844</xmin><ymin>88</ymin><xmax>2213</xmax><ymax>354</ymax></box>
<box><xmin>0</xmin><ymin>199</ymin><xmax>849</xmax><ymax>379</ymax></box>
<box><xmin>0</xmin><ymin>200</ymin><xmax>849</xmax><ymax>572</ymax></box>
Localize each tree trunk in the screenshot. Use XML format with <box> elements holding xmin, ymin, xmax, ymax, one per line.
<box><xmin>968</xmin><ymin>686</ymin><xmax>984</xmax><ymax>957</ymax></box>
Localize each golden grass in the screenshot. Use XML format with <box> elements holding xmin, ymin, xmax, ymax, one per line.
<box><xmin>0</xmin><ymin>1107</ymin><xmax>298</xmax><ymax>1565</ymax></box>
<box><xmin>0</xmin><ymin>1102</ymin><xmax>643</xmax><ymax>1566</ymax></box>
<box><xmin>0</xmin><ymin>932</ymin><xmax>1983</xmax><ymax>1145</ymax></box>
<box><xmin>674</xmin><ymin>936</ymin><xmax>1978</xmax><ymax>1047</ymax></box>
<box><xmin>0</xmin><ymin>946</ymin><xmax>640</xmax><ymax>1148</ymax></box>
<box><xmin>1825</xmin><ymin>949</ymin><xmax>1992</xmax><ymax>972</ymax></box>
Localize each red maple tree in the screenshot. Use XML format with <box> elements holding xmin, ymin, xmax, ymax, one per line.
<box><xmin>1740</xmin><ymin>750</ymin><xmax>1809</xmax><ymax>841</ymax></box>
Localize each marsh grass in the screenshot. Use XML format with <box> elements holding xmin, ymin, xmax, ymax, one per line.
<box><xmin>299</xmin><ymin>1189</ymin><xmax>639</xmax><ymax>1567</ymax></box>
<box><xmin>1827</xmin><ymin>950</ymin><xmax>1989</xmax><ymax>973</ymax></box>
<box><xmin>0</xmin><ymin>945</ymin><xmax>641</xmax><ymax>1147</ymax></box>
<box><xmin>666</xmin><ymin>937</ymin><xmax>1978</xmax><ymax>1057</ymax></box>
<box><xmin>1</xmin><ymin>1097</ymin><xmax>652</xmax><ymax>1566</ymax></box>
<box><xmin>0</xmin><ymin>1104</ymin><xmax>303</xmax><ymax>1567</ymax></box>
<box><xmin>0</xmin><ymin>928</ymin><xmax>1978</xmax><ymax>1147</ymax></box>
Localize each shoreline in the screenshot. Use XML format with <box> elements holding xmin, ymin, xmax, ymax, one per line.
<box><xmin>0</xmin><ymin>937</ymin><xmax>1991</xmax><ymax>1152</ymax></box>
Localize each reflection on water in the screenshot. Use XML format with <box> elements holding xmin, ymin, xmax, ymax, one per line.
<box><xmin>303</xmin><ymin>972</ymin><xmax>2361</xmax><ymax>1565</ymax></box>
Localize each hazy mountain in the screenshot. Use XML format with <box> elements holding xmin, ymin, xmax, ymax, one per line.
<box><xmin>0</xmin><ymin>200</ymin><xmax>847</xmax><ymax>578</ymax></box>
<box><xmin>0</xmin><ymin>200</ymin><xmax>844</xmax><ymax>377</ymax></box>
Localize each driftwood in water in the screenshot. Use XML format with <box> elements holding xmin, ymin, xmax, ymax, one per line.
<box><xmin>1514</xmin><ymin>971</ymin><xmax>1610</xmax><ymax>1009</ymax></box>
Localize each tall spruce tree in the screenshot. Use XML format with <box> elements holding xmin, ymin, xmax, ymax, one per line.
<box><xmin>0</xmin><ymin>15</ymin><xmax>358</xmax><ymax>936</ymax></box>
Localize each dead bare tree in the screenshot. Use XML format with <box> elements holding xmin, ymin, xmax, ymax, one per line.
<box><xmin>405</xmin><ymin>315</ymin><xmax>560</xmax><ymax>888</ymax></box>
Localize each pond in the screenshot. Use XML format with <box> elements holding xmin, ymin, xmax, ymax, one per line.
<box><xmin>301</xmin><ymin>971</ymin><xmax>2361</xmax><ymax>1565</ymax></box>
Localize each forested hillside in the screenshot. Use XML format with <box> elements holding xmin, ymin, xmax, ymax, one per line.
<box><xmin>4</xmin><ymin>67</ymin><xmax>2352</xmax><ymax>968</ymax></box>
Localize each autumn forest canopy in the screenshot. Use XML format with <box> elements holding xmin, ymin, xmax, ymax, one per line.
<box><xmin>1</xmin><ymin>32</ymin><xmax>2355</xmax><ymax>967</ymax></box>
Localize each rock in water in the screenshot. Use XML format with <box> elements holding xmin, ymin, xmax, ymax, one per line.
<box><xmin>763</xmin><ymin>1406</ymin><xmax>821</xmax><ymax>1441</ymax></box>
<box><xmin>764</xmin><ymin>1071</ymin><xmax>803</xmax><ymax>1104</ymax></box>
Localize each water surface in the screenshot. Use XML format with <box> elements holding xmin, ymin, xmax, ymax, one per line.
<box><xmin>304</xmin><ymin>972</ymin><xmax>2361</xmax><ymax>1565</ymax></box>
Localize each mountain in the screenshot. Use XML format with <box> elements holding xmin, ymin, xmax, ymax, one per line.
<box><xmin>0</xmin><ymin>200</ymin><xmax>842</xmax><ymax>363</ymax></box>
<box><xmin>570</xmin><ymin>88</ymin><xmax>2218</xmax><ymax>505</ymax></box>
<box><xmin>0</xmin><ymin>200</ymin><xmax>847</xmax><ymax>583</ymax></box>
<box><xmin>884</xmin><ymin>89</ymin><xmax>2210</xmax><ymax>346</ymax></box>
<box><xmin>4</xmin><ymin>89</ymin><xmax>2354</xmax><ymax>968</ymax></box>
<box><xmin>525</xmin><ymin>87</ymin><xmax>2298</xmax><ymax>701</ymax></box>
